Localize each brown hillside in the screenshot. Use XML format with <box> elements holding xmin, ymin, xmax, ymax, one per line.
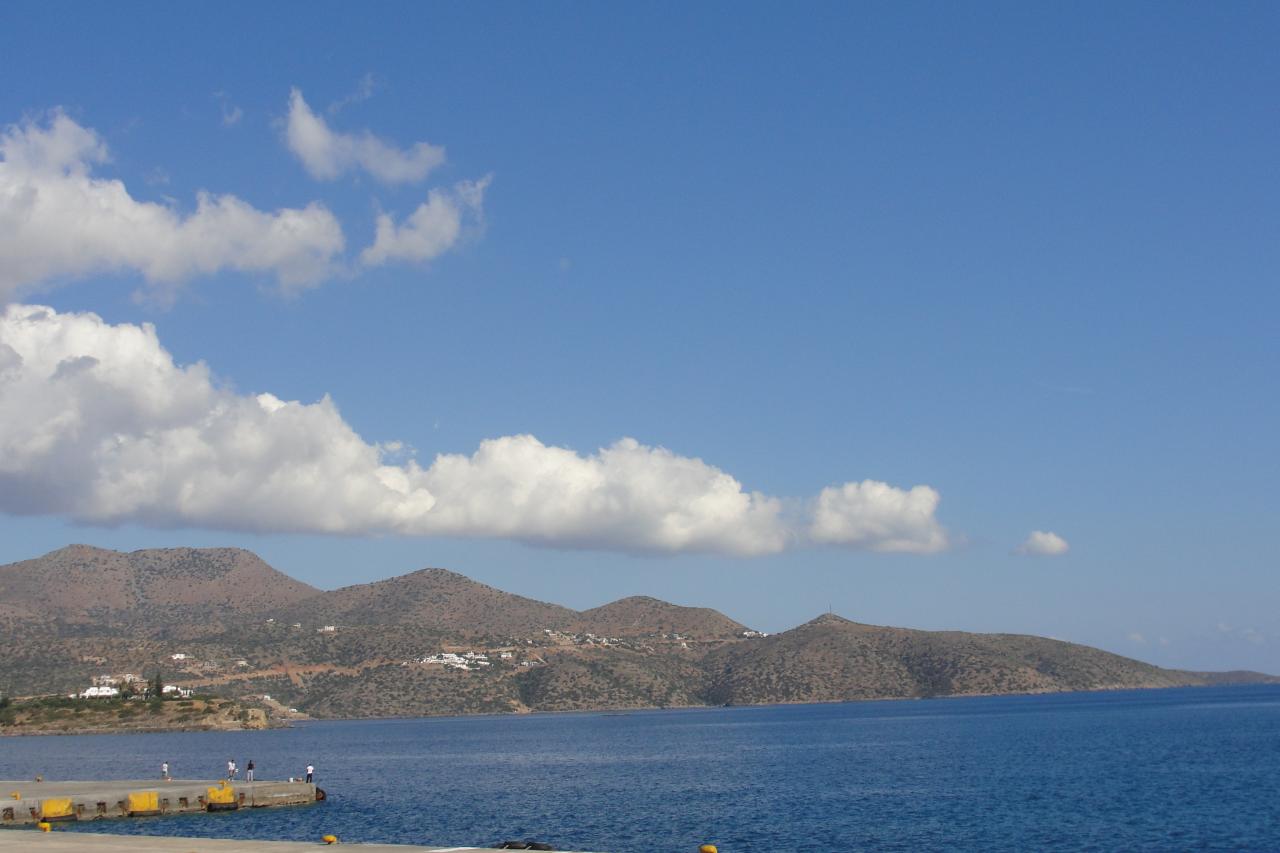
<box><xmin>701</xmin><ymin>613</ymin><xmax>1209</xmax><ymax>705</ymax></box>
<box><xmin>4</xmin><ymin>545</ymin><xmax>1274</xmax><ymax>721</ymax></box>
<box><xmin>0</xmin><ymin>545</ymin><xmax>320</xmax><ymax>625</ymax></box>
<box><xmin>277</xmin><ymin>567</ymin><xmax>579</xmax><ymax>637</ymax></box>
<box><xmin>575</xmin><ymin>595</ymin><xmax>749</xmax><ymax>640</ymax></box>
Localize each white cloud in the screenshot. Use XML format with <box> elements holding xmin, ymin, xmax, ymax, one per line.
<box><xmin>0</xmin><ymin>305</ymin><xmax>953</xmax><ymax>557</ymax></box>
<box><xmin>809</xmin><ymin>480</ymin><xmax>950</xmax><ymax>553</ymax></box>
<box><xmin>0</xmin><ymin>110</ymin><xmax>345</xmax><ymax>302</ymax></box>
<box><xmin>285</xmin><ymin>88</ymin><xmax>444</xmax><ymax>184</ymax></box>
<box><xmin>361</xmin><ymin>176</ymin><xmax>490</xmax><ymax>266</ymax></box>
<box><xmin>1128</xmin><ymin>632</ymin><xmax>1147</xmax><ymax>645</ymax></box>
<box><xmin>416</xmin><ymin>435</ymin><xmax>786</xmax><ymax>555</ymax></box>
<box><xmin>214</xmin><ymin>91</ymin><xmax>243</xmax><ymax>127</ymax></box>
<box><xmin>1015</xmin><ymin>530</ymin><xmax>1070</xmax><ymax>557</ymax></box>
<box><xmin>1216</xmin><ymin>623</ymin><xmax>1267</xmax><ymax>646</ymax></box>
<box><xmin>328</xmin><ymin>73</ymin><xmax>377</xmax><ymax>116</ymax></box>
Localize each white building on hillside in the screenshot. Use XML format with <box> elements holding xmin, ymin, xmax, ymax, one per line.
<box><xmin>79</xmin><ymin>685</ymin><xmax>120</xmax><ymax>698</ymax></box>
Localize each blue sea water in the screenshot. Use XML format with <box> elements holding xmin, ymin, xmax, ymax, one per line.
<box><xmin>2</xmin><ymin>685</ymin><xmax>1279</xmax><ymax>852</ymax></box>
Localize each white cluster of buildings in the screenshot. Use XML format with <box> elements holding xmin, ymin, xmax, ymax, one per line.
<box><xmin>74</xmin><ymin>673</ymin><xmax>191</xmax><ymax>699</ymax></box>
<box><xmin>741</xmin><ymin>630</ymin><xmax>769</xmax><ymax>638</ymax></box>
<box><xmin>78</xmin><ymin>685</ymin><xmax>121</xmax><ymax>698</ymax></box>
<box><xmin>78</xmin><ymin>672</ymin><xmax>141</xmax><ymax>697</ymax></box>
<box><xmin>414</xmin><ymin>651</ymin><xmax>492</xmax><ymax>671</ymax></box>
<box><xmin>405</xmin><ymin>649</ymin><xmax>521</xmax><ymax>671</ymax></box>
<box><xmin>577</xmin><ymin>632</ymin><xmax>623</xmax><ymax>646</ymax></box>
<box><xmin>543</xmin><ymin>628</ymin><xmax>625</xmax><ymax>647</ymax></box>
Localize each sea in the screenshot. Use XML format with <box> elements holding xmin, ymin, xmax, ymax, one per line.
<box><xmin>2</xmin><ymin>685</ymin><xmax>1278</xmax><ymax>852</ymax></box>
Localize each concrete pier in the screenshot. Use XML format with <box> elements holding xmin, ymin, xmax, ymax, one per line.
<box><xmin>0</xmin><ymin>834</ymin><xmax>569</xmax><ymax>851</ymax></box>
<box><xmin>0</xmin><ymin>780</ymin><xmax>319</xmax><ymax>826</ymax></box>
<box><xmin>0</xmin><ymin>832</ymin><xmax>604</xmax><ymax>851</ymax></box>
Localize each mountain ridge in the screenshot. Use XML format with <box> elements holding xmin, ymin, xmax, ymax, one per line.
<box><xmin>0</xmin><ymin>545</ymin><xmax>1274</xmax><ymax>722</ymax></box>
<box><xmin>0</xmin><ymin>544</ymin><xmax>320</xmax><ymax>627</ymax></box>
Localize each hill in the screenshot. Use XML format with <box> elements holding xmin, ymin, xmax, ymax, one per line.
<box><xmin>0</xmin><ymin>545</ymin><xmax>320</xmax><ymax>629</ymax></box>
<box><xmin>0</xmin><ymin>545</ymin><xmax>1274</xmax><ymax>723</ymax></box>
<box><xmin>274</xmin><ymin>567</ymin><xmax>579</xmax><ymax>638</ymax></box>
<box><xmin>700</xmin><ymin>613</ymin><xmax>1212</xmax><ymax>705</ymax></box>
<box><xmin>575</xmin><ymin>596</ymin><xmax>749</xmax><ymax>640</ymax></box>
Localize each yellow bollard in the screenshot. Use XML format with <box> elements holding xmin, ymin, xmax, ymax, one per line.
<box><xmin>699</xmin><ymin>846</ymin><xmax>718</xmax><ymax>853</ymax></box>
<box><xmin>8</xmin><ymin>792</ymin><xmax>17</xmax><ymax>800</ymax></box>
<box><xmin>37</xmin><ymin>822</ymin><xmax>51</xmax><ymax>832</ymax></box>
<box><xmin>322</xmin><ymin>834</ymin><xmax>338</xmax><ymax>844</ymax></box>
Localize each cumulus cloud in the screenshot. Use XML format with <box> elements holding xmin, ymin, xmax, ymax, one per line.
<box><xmin>1016</xmin><ymin>530</ymin><xmax>1070</xmax><ymax>556</ymax></box>
<box><xmin>809</xmin><ymin>480</ymin><xmax>950</xmax><ymax>553</ymax></box>
<box><xmin>285</xmin><ymin>88</ymin><xmax>444</xmax><ymax>184</ymax></box>
<box><xmin>417</xmin><ymin>435</ymin><xmax>786</xmax><ymax>555</ymax></box>
<box><xmin>361</xmin><ymin>176</ymin><xmax>490</xmax><ymax>266</ymax></box>
<box><xmin>0</xmin><ymin>305</ymin><xmax>953</xmax><ymax>557</ymax></box>
<box><xmin>0</xmin><ymin>110</ymin><xmax>345</xmax><ymax>302</ymax></box>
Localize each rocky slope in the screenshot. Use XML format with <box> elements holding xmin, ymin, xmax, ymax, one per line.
<box><xmin>0</xmin><ymin>545</ymin><xmax>1273</xmax><ymax>721</ymax></box>
<box><xmin>0</xmin><ymin>545</ymin><xmax>320</xmax><ymax>630</ymax></box>
<box><xmin>272</xmin><ymin>567</ymin><xmax>579</xmax><ymax>638</ymax></box>
<box><xmin>0</xmin><ymin>694</ymin><xmax>275</xmax><ymax>736</ymax></box>
<box><xmin>574</xmin><ymin>595</ymin><xmax>749</xmax><ymax>640</ymax></box>
<box><xmin>700</xmin><ymin>614</ymin><xmax>1200</xmax><ymax>705</ymax></box>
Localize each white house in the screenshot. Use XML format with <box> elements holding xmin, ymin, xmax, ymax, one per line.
<box><xmin>78</xmin><ymin>685</ymin><xmax>120</xmax><ymax>698</ymax></box>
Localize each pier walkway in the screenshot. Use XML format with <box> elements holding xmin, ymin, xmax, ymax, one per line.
<box><xmin>1</xmin><ymin>779</ymin><xmax>317</xmax><ymax>826</ymax></box>
<box><xmin>0</xmin><ymin>833</ymin><xmax>549</xmax><ymax>851</ymax></box>
<box><xmin>0</xmin><ymin>824</ymin><xmax>599</xmax><ymax>845</ymax></box>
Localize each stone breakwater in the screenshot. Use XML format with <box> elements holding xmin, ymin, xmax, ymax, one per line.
<box><xmin>0</xmin><ymin>832</ymin><xmax>598</xmax><ymax>851</ymax></box>
<box><xmin>0</xmin><ymin>779</ymin><xmax>317</xmax><ymax>826</ymax></box>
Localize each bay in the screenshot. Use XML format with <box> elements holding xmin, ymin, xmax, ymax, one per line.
<box><xmin>3</xmin><ymin>685</ymin><xmax>1279</xmax><ymax>852</ymax></box>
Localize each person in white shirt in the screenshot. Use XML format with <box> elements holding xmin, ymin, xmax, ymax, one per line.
<box><xmin>305</xmin><ymin>764</ymin><xmax>314</xmax><ymax>783</ymax></box>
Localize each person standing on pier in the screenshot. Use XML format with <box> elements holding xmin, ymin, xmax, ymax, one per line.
<box><xmin>246</xmin><ymin>759</ymin><xmax>254</xmax><ymax>782</ymax></box>
<box><xmin>305</xmin><ymin>764</ymin><xmax>314</xmax><ymax>783</ymax></box>
<box><xmin>227</xmin><ymin>759</ymin><xmax>237</xmax><ymax>780</ymax></box>
<box><xmin>161</xmin><ymin>762</ymin><xmax>169</xmax><ymax>781</ymax></box>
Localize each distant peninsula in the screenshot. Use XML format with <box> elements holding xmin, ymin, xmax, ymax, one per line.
<box><xmin>0</xmin><ymin>545</ymin><xmax>1274</xmax><ymax>730</ymax></box>
<box><xmin>0</xmin><ymin>692</ymin><xmax>279</xmax><ymax>737</ymax></box>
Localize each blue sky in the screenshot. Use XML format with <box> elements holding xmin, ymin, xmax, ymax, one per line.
<box><xmin>0</xmin><ymin>3</ymin><xmax>1276</xmax><ymax>671</ymax></box>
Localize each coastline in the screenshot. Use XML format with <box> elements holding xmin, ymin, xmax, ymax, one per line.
<box><xmin>6</xmin><ymin>679</ymin><xmax>1278</xmax><ymax>738</ymax></box>
<box><xmin>0</xmin><ymin>721</ymin><xmax>286</xmax><ymax>738</ymax></box>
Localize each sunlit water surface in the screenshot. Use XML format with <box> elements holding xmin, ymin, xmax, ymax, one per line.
<box><xmin>3</xmin><ymin>685</ymin><xmax>1279</xmax><ymax>852</ymax></box>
